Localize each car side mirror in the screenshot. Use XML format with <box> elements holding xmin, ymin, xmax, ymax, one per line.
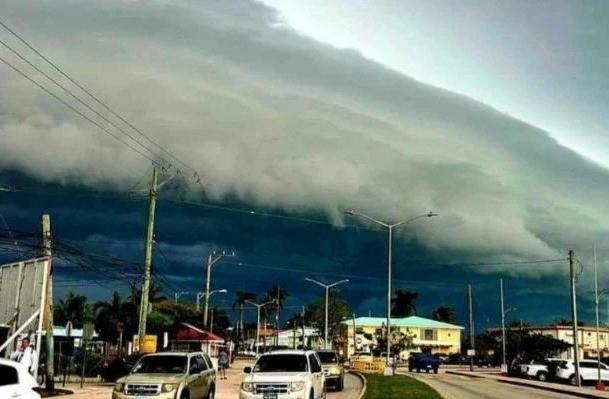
<box><xmin>243</xmin><ymin>366</ymin><xmax>252</xmax><ymax>373</ymax></box>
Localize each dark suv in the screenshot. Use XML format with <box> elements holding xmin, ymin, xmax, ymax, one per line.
<box><xmin>408</xmin><ymin>353</ymin><xmax>440</xmax><ymax>373</ymax></box>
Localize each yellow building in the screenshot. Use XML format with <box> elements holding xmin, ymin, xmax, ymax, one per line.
<box><xmin>489</xmin><ymin>325</ymin><xmax>609</xmax><ymax>359</ymax></box>
<box><xmin>340</xmin><ymin>316</ymin><xmax>463</xmax><ymax>358</ymax></box>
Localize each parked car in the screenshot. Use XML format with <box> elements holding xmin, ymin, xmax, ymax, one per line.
<box><xmin>317</xmin><ymin>350</ymin><xmax>344</xmax><ymax>391</ymax></box>
<box><xmin>555</xmin><ymin>360</ymin><xmax>609</xmax><ymax>385</ymax></box>
<box><xmin>508</xmin><ymin>358</ymin><xmax>525</xmax><ymax>377</ymax></box>
<box><xmin>408</xmin><ymin>353</ymin><xmax>439</xmax><ymax>373</ymax></box>
<box><xmin>0</xmin><ymin>359</ymin><xmax>40</xmax><ymax>399</ymax></box>
<box><xmin>112</xmin><ymin>352</ymin><xmax>216</xmax><ymax>399</ymax></box>
<box><xmin>240</xmin><ymin>350</ymin><xmax>326</xmax><ymax>399</ymax></box>
<box><xmin>522</xmin><ymin>358</ymin><xmax>562</xmax><ymax>381</ymax></box>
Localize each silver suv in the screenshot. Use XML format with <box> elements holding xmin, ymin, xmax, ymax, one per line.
<box><xmin>240</xmin><ymin>350</ymin><xmax>326</xmax><ymax>399</ymax></box>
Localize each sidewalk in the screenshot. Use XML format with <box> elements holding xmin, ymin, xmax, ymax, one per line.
<box><xmin>446</xmin><ymin>369</ymin><xmax>609</xmax><ymax>399</ymax></box>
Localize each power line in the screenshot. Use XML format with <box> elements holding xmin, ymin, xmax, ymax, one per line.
<box><xmin>0</xmin><ymin>19</ymin><xmax>201</xmax><ymax>179</ymax></box>
<box><xmin>0</xmin><ymin>36</ymin><xmax>172</xmax><ymax>167</ymax></box>
<box><xmin>0</xmin><ymin>53</ymin><xmax>159</xmax><ymax>164</ymax></box>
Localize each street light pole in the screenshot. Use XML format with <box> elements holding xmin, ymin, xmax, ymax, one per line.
<box><xmin>344</xmin><ymin>210</ymin><xmax>437</xmax><ymax>366</ymax></box>
<box><xmin>174</xmin><ymin>291</ymin><xmax>189</xmax><ymax>304</ymax></box>
<box><xmin>203</xmin><ymin>251</ymin><xmax>234</xmax><ymax>328</ymax></box>
<box><xmin>204</xmin><ymin>289</ymin><xmax>227</xmax><ymax>329</ymax></box>
<box><xmin>246</xmin><ymin>299</ymin><xmax>277</xmax><ymax>355</ymax></box>
<box><xmin>594</xmin><ymin>247</ymin><xmax>607</xmax><ymax>390</ymax></box>
<box><xmin>305</xmin><ymin>278</ymin><xmax>349</xmax><ymax>350</ymax></box>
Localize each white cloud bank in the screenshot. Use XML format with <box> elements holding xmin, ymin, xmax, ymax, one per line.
<box><xmin>2</xmin><ymin>0</ymin><xmax>609</xmax><ymax>275</ymax></box>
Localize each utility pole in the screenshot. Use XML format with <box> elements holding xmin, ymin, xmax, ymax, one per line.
<box><xmin>275</xmin><ymin>286</ymin><xmax>280</xmax><ymax>347</ymax></box>
<box><xmin>210</xmin><ymin>308</ymin><xmax>214</xmax><ymax>333</ymax></box>
<box><xmin>203</xmin><ymin>251</ymin><xmax>232</xmax><ymax>328</ymax></box>
<box><xmin>42</xmin><ymin>214</ymin><xmax>54</xmax><ymax>392</ymax></box>
<box><xmin>352</xmin><ymin>313</ymin><xmax>357</xmax><ymax>357</ymax></box>
<box><xmin>468</xmin><ymin>284</ymin><xmax>474</xmax><ymax>372</ymax></box>
<box><xmin>594</xmin><ymin>246</ymin><xmax>605</xmax><ymax>390</ymax></box>
<box><xmin>246</xmin><ymin>299</ymin><xmax>275</xmax><ymax>355</ymax></box>
<box><xmin>500</xmin><ymin>278</ymin><xmax>506</xmax><ymax>370</ymax></box>
<box><xmin>569</xmin><ymin>250</ymin><xmax>581</xmax><ymax>387</ymax></box>
<box><xmin>302</xmin><ymin>305</ymin><xmax>306</xmax><ymax>350</ymax></box>
<box><xmin>137</xmin><ymin>166</ymin><xmax>158</xmax><ymax>350</ymax></box>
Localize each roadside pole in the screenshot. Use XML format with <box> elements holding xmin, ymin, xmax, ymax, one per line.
<box><xmin>468</xmin><ymin>284</ymin><xmax>474</xmax><ymax>372</ymax></box>
<box><xmin>352</xmin><ymin>313</ymin><xmax>356</xmax><ymax>355</ymax></box>
<box><xmin>500</xmin><ymin>278</ymin><xmax>506</xmax><ymax>370</ymax></box>
<box><xmin>594</xmin><ymin>247</ymin><xmax>605</xmax><ymax>390</ymax></box>
<box><xmin>301</xmin><ymin>305</ymin><xmax>306</xmax><ymax>350</ymax></box>
<box><xmin>137</xmin><ymin>166</ymin><xmax>158</xmax><ymax>350</ymax></box>
<box><xmin>42</xmin><ymin>214</ymin><xmax>55</xmax><ymax>393</ymax></box>
<box><xmin>569</xmin><ymin>250</ymin><xmax>581</xmax><ymax>387</ymax></box>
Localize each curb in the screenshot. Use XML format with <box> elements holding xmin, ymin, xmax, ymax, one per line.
<box><xmin>349</xmin><ymin>370</ymin><xmax>367</xmax><ymax>399</ymax></box>
<box><xmin>446</xmin><ymin>370</ymin><xmax>609</xmax><ymax>399</ymax></box>
<box><xmin>496</xmin><ymin>378</ymin><xmax>608</xmax><ymax>399</ymax></box>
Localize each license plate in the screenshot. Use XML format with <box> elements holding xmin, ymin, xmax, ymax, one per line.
<box><xmin>427</xmin><ymin>365</ymin><xmax>432</xmax><ymax>368</ymax></box>
<box><xmin>135</xmin><ymin>396</ymin><xmax>148</xmax><ymax>399</ymax></box>
<box><xmin>263</xmin><ymin>393</ymin><xmax>278</xmax><ymax>399</ymax></box>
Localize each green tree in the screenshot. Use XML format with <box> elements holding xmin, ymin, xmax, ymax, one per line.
<box><xmin>431</xmin><ymin>305</ymin><xmax>457</xmax><ymax>324</ymax></box>
<box><xmin>391</xmin><ymin>289</ymin><xmax>418</xmax><ymax>317</ymax></box>
<box><xmin>54</xmin><ymin>290</ymin><xmax>93</xmax><ymax>328</ymax></box>
<box><xmin>306</xmin><ymin>291</ymin><xmax>352</xmax><ymax>347</ymax></box>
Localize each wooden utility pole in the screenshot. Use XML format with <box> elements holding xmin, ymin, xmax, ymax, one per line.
<box><xmin>569</xmin><ymin>250</ymin><xmax>581</xmax><ymax>386</ymax></box>
<box><xmin>41</xmin><ymin>214</ymin><xmax>54</xmax><ymax>392</ymax></box>
<box><xmin>137</xmin><ymin>166</ymin><xmax>158</xmax><ymax>350</ymax></box>
<box><xmin>468</xmin><ymin>284</ymin><xmax>474</xmax><ymax>372</ymax></box>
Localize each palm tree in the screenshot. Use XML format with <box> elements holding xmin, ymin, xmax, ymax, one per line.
<box><xmin>232</xmin><ymin>291</ymin><xmax>256</xmax><ymax>340</ymax></box>
<box><xmin>431</xmin><ymin>305</ymin><xmax>457</xmax><ymax>324</ymax></box>
<box><xmin>391</xmin><ymin>289</ymin><xmax>418</xmax><ymax>317</ymax></box>
<box><xmin>94</xmin><ymin>292</ymin><xmax>138</xmax><ymax>343</ymax></box>
<box><xmin>54</xmin><ymin>291</ymin><xmax>92</xmax><ymax>328</ymax></box>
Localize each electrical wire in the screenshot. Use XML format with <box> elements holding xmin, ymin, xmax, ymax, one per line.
<box><xmin>0</xmin><ymin>19</ymin><xmax>202</xmax><ymax>181</ymax></box>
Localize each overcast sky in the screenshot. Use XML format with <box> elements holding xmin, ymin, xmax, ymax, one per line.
<box><xmin>1</xmin><ymin>0</ymin><xmax>609</xmax><ymax>325</ymax></box>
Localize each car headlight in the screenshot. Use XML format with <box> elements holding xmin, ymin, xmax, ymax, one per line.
<box><xmin>241</xmin><ymin>382</ymin><xmax>254</xmax><ymax>392</ymax></box>
<box><xmin>291</xmin><ymin>382</ymin><xmax>305</xmax><ymax>391</ymax></box>
<box><xmin>161</xmin><ymin>383</ymin><xmax>176</xmax><ymax>393</ymax></box>
<box><xmin>114</xmin><ymin>383</ymin><xmax>124</xmax><ymax>392</ymax></box>
<box><xmin>329</xmin><ymin>366</ymin><xmax>341</xmax><ymax>375</ymax></box>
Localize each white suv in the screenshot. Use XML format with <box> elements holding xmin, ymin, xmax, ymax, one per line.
<box><xmin>240</xmin><ymin>350</ymin><xmax>326</xmax><ymax>399</ymax></box>
<box><xmin>555</xmin><ymin>360</ymin><xmax>609</xmax><ymax>385</ymax></box>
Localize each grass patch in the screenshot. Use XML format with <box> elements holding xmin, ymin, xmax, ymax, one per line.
<box><xmin>363</xmin><ymin>374</ymin><xmax>443</xmax><ymax>399</ymax></box>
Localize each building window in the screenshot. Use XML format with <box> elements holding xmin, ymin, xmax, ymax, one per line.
<box><xmin>423</xmin><ymin>329</ymin><xmax>436</xmax><ymax>341</ymax></box>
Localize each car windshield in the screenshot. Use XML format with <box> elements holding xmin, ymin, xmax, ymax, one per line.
<box><xmin>132</xmin><ymin>355</ymin><xmax>187</xmax><ymax>374</ymax></box>
<box><xmin>317</xmin><ymin>352</ymin><xmax>338</xmax><ymax>363</ymax></box>
<box><xmin>254</xmin><ymin>355</ymin><xmax>308</xmax><ymax>372</ymax></box>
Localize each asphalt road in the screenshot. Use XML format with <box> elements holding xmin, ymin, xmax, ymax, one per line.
<box><xmin>328</xmin><ymin>373</ymin><xmax>364</xmax><ymax>399</ymax></box>
<box><xmin>411</xmin><ymin>371</ymin><xmax>582</xmax><ymax>399</ymax></box>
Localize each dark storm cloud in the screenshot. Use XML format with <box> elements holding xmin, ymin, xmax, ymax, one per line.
<box><xmin>2</xmin><ymin>0</ymin><xmax>609</xmax><ymax>286</ymax></box>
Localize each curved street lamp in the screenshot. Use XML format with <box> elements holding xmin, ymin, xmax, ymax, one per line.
<box><xmin>344</xmin><ymin>209</ymin><xmax>438</xmax><ymax>366</ymax></box>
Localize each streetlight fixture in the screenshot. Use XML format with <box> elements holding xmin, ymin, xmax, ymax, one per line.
<box><xmin>204</xmin><ymin>289</ymin><xmax>227</xmax><ymax>330</ymax></box>
<box><xmin>203</xmin><ymin>250</ymin><xmax>234</xmax><ymax>327</ymax></box>
<box><xmin>305</xmin><ymin>278</ymin><xmax>349</xmax><ymax>350</ymax></box>
<box><xmin>197</xmin><ymin>289</ymin><xmax>228</xmax><ymax>311</ymax></box>
<box><xmin>174</xmin><ymin>291</ymin><xmax>190</xmax><ymax>304</ymax></box>
<box><xmin>246</xmin><ymin>299</ymin><xmax>277</xmax><ymax>355</ymax></box>
<box><xmin>344</xmin><ymin>209</ymin><xmax>437</xmax><ymax>366</ymax></box>
<box><xmin>500</xmin><ymin>278</ymin><xmax>518</xmax><ymax>369</ymax></box>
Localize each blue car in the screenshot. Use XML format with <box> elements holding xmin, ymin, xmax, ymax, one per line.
<box><xmin>408</xmin><ymin>353</ymin><xmax>440</xmax><ymax>373</ymax></box>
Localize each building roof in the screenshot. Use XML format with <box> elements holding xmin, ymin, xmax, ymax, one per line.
<box><xmin>172</xmin><ymin>322</ymin><xmax>224</xmax><ymax>342</ymax></box>
<box><xmin>342</xmin><ymin>316</ymin><xmax>463</xmax><ymax>330</ymax></box>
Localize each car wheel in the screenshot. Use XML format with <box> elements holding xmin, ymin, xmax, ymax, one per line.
<box><xmin>180</xmin><ymin>389</ymin><xmax>190</xmax><ymax>399</ymax></box>
<box><xmin>569</xmin><ymin>375</ymin><xmax>578</xmax><ymax>386</ymax></box>
<box><xmin>537</xmin><ymin>372</ymin><xmax>547</xmax><ymax>382</ymax></box>
<box><xmin>207</xmin><ymin>384</ymin><xmax>215</xmax><ymax>399</ymax></box>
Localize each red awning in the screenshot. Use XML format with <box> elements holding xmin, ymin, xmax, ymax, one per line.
<box><xmin>172</xmin><ymin>323</ymin><xmax>224</xmax><ymax>342</ymax></box>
